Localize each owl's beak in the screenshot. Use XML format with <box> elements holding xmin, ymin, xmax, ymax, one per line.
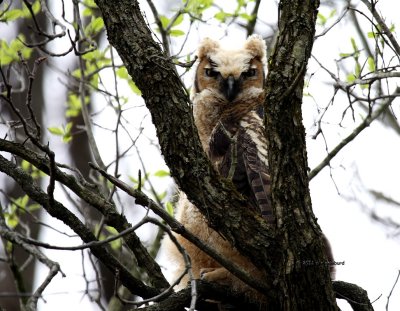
<box><xmin>221</xmin><ymin>75</ymin><xmax>240</xmax><ymax>102</ymax></box>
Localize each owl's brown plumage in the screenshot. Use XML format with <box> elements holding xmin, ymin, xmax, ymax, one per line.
<box><xmin>166</xmin><ymin>35</ymin><xmax>270</xmax><ymax>302</ymax></box>
<box><xmin>167</xmin><ymin>35</ymin><xmax>334</xmax><ymax>304</ymax></box>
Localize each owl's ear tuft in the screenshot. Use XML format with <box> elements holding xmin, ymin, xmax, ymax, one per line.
<box><xmin>197</xmin><ymin>38</ymin><xmax>220</xmax><ymax>60</ymax></box>
<box><xmin>245</xmin><ymin>34</ymin><xmax>267</xmax><ymax>63</ymax></box>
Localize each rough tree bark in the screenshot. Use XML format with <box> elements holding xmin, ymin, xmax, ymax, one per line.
<box><xmin>264</xmin><ymin>0</ymin><xmax>337</xmax><ymax>309</ymax></box>
<box><xmin>94</xmin><ymin>0</ymin><xmax>337</xmax><ymax>309</ymax></box>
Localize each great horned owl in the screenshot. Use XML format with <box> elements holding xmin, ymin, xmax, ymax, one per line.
<box><xmin>167</xmin><ymin>35</ymin><xmax>334</xmax><ymax>302</ymax></box>
<box><xmin>167</xmin><ymin>35</ymin><xmax>271</xmax><ymax>302</ymax></box>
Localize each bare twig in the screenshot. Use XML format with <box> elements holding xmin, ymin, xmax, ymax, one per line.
<box><xmin>145</xmin><ymin>0</ymin><xmax>170</xmax><ymax>55</ymax></box>
<box><xmin>90</xmin><ymin>162</ymin><xmax>269</xmax><ymax>294</ymax></box>
<box><xmin>309</xmin><ymin>86</ymin><xmax>400</xmax><ymax>180</ymax></box>
<box><xmin>0</xmin><ymin>216</ymin><xmax>64</xmax><ymax>311</ymax></box>
<box><xmin>360</xmin><ymin>0</ymin><xmax>400</xmax><ymax>56</ymax></box>
<box><xmin>315</xmin><ymin>6</ymin><xmax>349</xmax><ymax>40</ymax></box>
<box><xmin>0</xmin><ymin>153</ymin><xmax>160</xmax><ymax>299</ymax></box>
<box><xmin>245</xmin><ymin>0</ymin><xmax>262</xmax><ymax>36</ymax></box>
<box><xmin>0</xmin><ymin>137</ymin><xmax>170</xmax><ymax>289</ymax></box>
<box><xmin>115</xmin><ymin>218</ymin><xmax>196</xmax><ymax>309</ymax></box>
<box><xmin>386</xmin><ymin>270</ymin><xmax>400</xmax><ymax>311</ymax></box>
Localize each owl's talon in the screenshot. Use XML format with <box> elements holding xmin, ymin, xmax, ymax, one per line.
<box><xmin>200</xmin><ymin>268</ymin><xmax>216</xmax><ymax>279</ymax></box>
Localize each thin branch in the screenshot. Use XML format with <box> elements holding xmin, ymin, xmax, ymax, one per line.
<box><xmin>246</xmin><ymin>0</ymin><xmax>262</xmax><ymax>37</ymax></box>
<box><xmin>0</xmin><ymin>153</ymin><xmax>161</xmax><ymax>299</ymax></box>
<box><xmin>74</xmin><ymin>2</ymin><xmax>106</xmax><ymax>170</ymax></box>
<box><xmin>386</xmin><ymin>270</ymin><xmax>400</xmax><ymax>311</ymax></box>
<box><xmin>15</xmin><ymin>217</ymin><xmax>149</xmax><ymax>251</ymax></box>
<box><xmin>0</xmin><ymin>216</ymin><xmax>64</xmax><ymax>311</ymax></box>
<box><xmin>115</xmin><ymin>218</ymin><xmax>197</xmax><ymax>309</ymax></box>
<box><xmin>314</xmin><ymin>6</ymin><xmax>349</xmax><ymax>40</ymax></box>
<box><xmin>138</xmin><ymin>280</ymin><xmax>264</xmax><ymax>311</ymax></box>
<box><xmin>309</xmin><ymin>86</ymin><xmax>400</xmax><ymax>180</ymax></box>
<box><xmin>360</xmin><ymin>0</ymin><xmax>400</xmax><ymax>56</ymax></box>
<box><xmin>145</xmin><ymin>0</ymin><xmax>170</xmax><ymax>55</ymax></box>
<box><xmin>90</xmin><ymin>162</ymin><xmax>270</xmax><ymax>294</ymax></box>
<box><xmin>333</xmin><ymin>280</ymin><xmax>374</xmax><ymax>311</ymax></box>
<box><xmin>349</xmin><ymin>6</ymin><xmax>374</xmax><ymax>59</ymax></box>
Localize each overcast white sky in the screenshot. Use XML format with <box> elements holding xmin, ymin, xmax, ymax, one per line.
<box><xmin>1</xmin><ymin>1</ymin><xmax>399</xmax><ymax>310</ymax></box>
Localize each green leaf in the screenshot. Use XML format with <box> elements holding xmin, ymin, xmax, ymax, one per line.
<box><xmin>104</xmin><ymin>226</ymin><xmax>121</xmax><ymax>250</ymax></box>
<box><xmin>6</xmin><ymin>241</ymin><xmax>13</xmax><ymax>253</ymax></box>
<box><xmin>110</xmin><ymin>238</ymin><xmax>122</xmax><ymax>250</ymax></box>
<box><xmin>14</xmin><ymin>195</ymin><xmax>29</xmax><ymax>209</ymax></box>
<box><xmin>367</xmin><ymin>57</ymin><xmax>375</xmax><ymax>72</ymax></box>
<box><xmin>116</xmin><ymin>67</ymin><xmax>129</xmax><ymax>79</ymax></box>
<box><xmin>355</xmin><ymin>62</ymin><xmax>361</xmax><ymax>77</ymax></box>
<box><xmin>0</xmin><ymin>36</ymin><xmax>32</xmax><ymax>65</ymax></box>
<box><xmin>48</xmin><ymin>123</ymin><xmax>73</xmax><ymax>143</ymax></box>
<box><xmin>128</xmin><ymin>80</ymin><xmax>142</xmax><ymax>95</ymax></box>
<box><xmin>85</xmin><ymin>16</ymin><xmax>104</xmax><ymax>35</ymax></box>
<box><xmin>65</xmin><ymin>122</ymin><xmax>73</xmax><ymax>133</ymax></box>
<box><xmin>21</xmin><ymin>160</ymin><xmax>30</xmax><ymax>171</ymax></box>
<box><xmin>105</xmin><ymin>226</ymin><xmax>118</xmax><ymax>235</ymax></box>
<box><xmin>350</xmin><ymin>37</ymin><xmax>358</xmax><ymax>53</ymax></box>
<box><xmin>3</xmin><ymin>9</ymin><xmax>23</xmax><ymax>22</ymax></box>
<box><xmin>28</xmin><ymin>203</ymin><xmax>41</xmax><ymax>212</ymax></box>
<box><xmin>82</xmin><ymin>8</ymin><xmax>92</xmax><ymax>17</ymax></box>
<box><xmin>172</xmin><ymin>14</ymin><xmax>184</xmax><ymax>27</ymax></box>
<box><xmin>91</xmin><ymin>17</ymin><xmax>104</xmax><ymax>33</ymax></box>
<box><xmin>165</xmin><ymin>201</ymin><xmax>174</xmax><ymax>217</ymax></box>
<box><xmin>239</xmin><ymin>13</ymin><xmax>253</xmax><ymax>21</ymax></box>
<box><xmin>157</xmin><ymin>191</ymin><xmax>167</xmax><ymax>201</ymax></box>
<box><xmin>83</xmin><ymin>0</ymin><xmax>97</xmax><ymax>7</ymax></box>
<box><xmin>159</xmin><ymin>15</ymin><xmax>170</xmax><ymax>29</ymax></box>
<box><xmin>339</xmin><ymin>52</ymin><xmax>351</xmax><ymax>58</ymax></box>
<box><xmin>186</xmin><ymin>0</ymin><xmax>213</xmax><ymax>15</ymax></box>
<box><xmin>214</xmin><ymin>11</ymin><xmax>227</xmax><ymax>22</ymax></box>
<box><xmin>169</xmin><ymin>29</ymin><xmax>185</xmax><ymax>37</ymax></box>
<box><xmin>66</xmin><ymin>93</ymin><xmax>82</xmax><ymax>117</ymax></box>
<box><xmin>47</xmin><ymin>126</ymin><xmax>64</xmax><ymax>136</ymax></box>
<box><xmin>21</xmin><ymin>0</ymin><xmax>41</xmax><ymax>18</ymax></box>
<box><xmin>32</xmin><ymin>1</ymin><xmax>41</xmax><ymax>15</ymax></box>
<box><xmin>5</xmin><ymin>213</ymin><xmax>19</xmax><ymax>229</ymax></box>
<box><xmin>317</xmin><ymin>12</ymin><xmax>327</xmax><ymax>25</ymax></box>
<box><xmin>346</xmin><ymin>73</ymin><xmax>356</xmax><ymax>83</ymax></box>
<box><xmin>116</xmin><ymin>67</ymin><xmax>141</xmax><ymax>95</ymax></box>
<box><xmin>154</xmin><ymin>170</ymin><xmax>170</xmax><ymax>177</ymax></box>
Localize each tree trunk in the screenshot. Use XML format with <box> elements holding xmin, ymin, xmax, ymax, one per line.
<box><xmin>264</xmin><ymin>0</ymin><xmax>337</xmax><ymax>309</ymax></box>
<box><xmin>95</xmin><ymin>0</ymin><xmax>337</xmax><ymax>309</ymax></box>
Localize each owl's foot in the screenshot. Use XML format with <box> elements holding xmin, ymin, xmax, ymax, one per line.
<box><xmin>200</xmin><ymin>267</ymin><xmax>230</xmax><ymax>285</ymax></box>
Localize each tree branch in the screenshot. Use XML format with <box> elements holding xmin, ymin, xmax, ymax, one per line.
<box><xmin>309</xmin><ymin>86</ymin><xmax>400</xmax><ymax>180</ymax></box>
<box><xmin>333</xmin><ymin>280</ymin><xmax>374</xmax><ymax>311</ymax></box>
<box><xmin>264</xmin><ymin>0</ymin><xmax>337</xmax><ymax>309</ymax></box>
<box><xmin>360</xmin><ymin>0</ymin><xmax>400</xmax><ymax>56</ymax></box>
<box><xmin>0</xmin><ymin>138</ymin><xmax>169</xmax><ymax>289</ymax></box>
<box><xmin>137</xmin><ymin>280</ymin><xmax>263</xmax><ymax>311</ymax></box>
<box><xmin>94</xmin><ymin>0</ymin><xmax>278</xmax><ymax>295</ymax></box>
<box><xmin>0</xmin><ymin>216</ymin><xmax>64</xmax><ymax>311</ymax></box>
<box><xmin>0</xmin><ymin>153</ymin><xmax>160</xmax><ymax>299</ymax></box>
<box><xmin>90</xmin><ymin>162</ymin><xmax>269</xmax><ymax>293</ymax></box>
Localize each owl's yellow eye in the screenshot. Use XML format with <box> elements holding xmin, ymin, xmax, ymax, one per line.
<box><xmin>243</xmin><ymin>68</ymin><xmax>257</xmax><ymax>78</ymax></box>
<box><xmin>205</xmin><ymin>68</ymin><xmax>219</xmax><ymax>78</ymax></box>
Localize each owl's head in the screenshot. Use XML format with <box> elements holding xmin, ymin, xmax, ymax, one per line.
<box><xmin>193</xmin><ymin>35</ymin><xmax>266</xmax><ymax>103</ymax></box>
